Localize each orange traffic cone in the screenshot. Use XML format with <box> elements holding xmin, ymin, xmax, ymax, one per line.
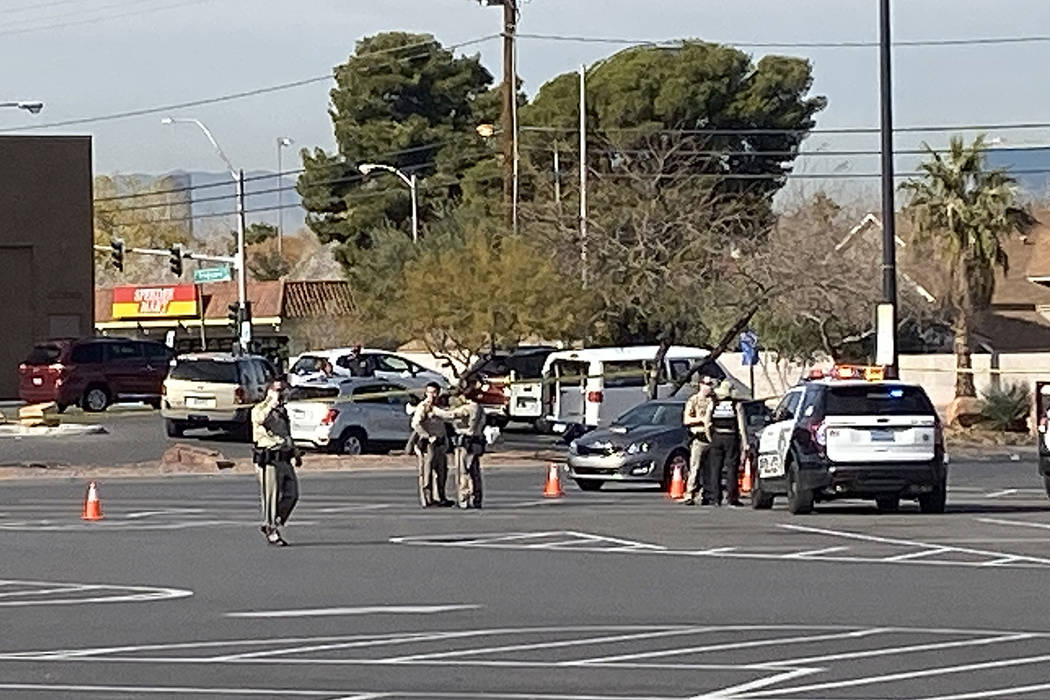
<box><xmin>543</xmin><ymin>463</ymin><xmax>565</xmax><ymax>498</ymax></box>
<box><xmin>739</xmin><ymin>455</ymin><xmax>753</xmax><ymax>496</ymax></box>
<box><xmin>81</xmin><ymin>481</ymin><xmax>103</xmax><ymax>521</ymax></box>
<box><xmin>668</xmin><ymin>464</ymin><xmax>686</xmax><ymax>500</ymax></box>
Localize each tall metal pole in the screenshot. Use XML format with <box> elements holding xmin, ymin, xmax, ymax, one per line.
<box><xmin>409</xmin><ymin>173</ymin><xmax>419</xmax><ymax>244</ymax></box>
<box><xmin>579</xmin><ymin>65</ymin><xmax>588</xmax><ymax>289</ymax></box>
<box><xmin>500</xmin><ymin>0</ymin><xmax>517</xmax><ymax>233</ymax></box>
<box><xmin>879</xmin><ymin>0</ymin><xmax>899</xmax><ymax>378</ymax></box>
<box><xmin>276</xmin><ymin>140</ymin><xmax>284</xmax><ymax>255</ymax></box>
<box><xmin>511</xmin><ymin>12</ymin><xmax>520</xmax><ymax>236</ymax></box>
<box><xmin>553</xmin><ymin>141</ymin><xmax>561</xmax><ymax>206</ymax></box>
<box><xmin>236</xmin><ymin>169</ymin><xmax>249</xmax><ymax>350</ymax></box>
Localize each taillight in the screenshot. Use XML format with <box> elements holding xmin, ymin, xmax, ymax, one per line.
<box><xmin>587</xmin><ymin>390</ymin><xmax>604</xmax><ymax>403</ymax></box>
<box><xmin>234</xmin><ymin>387</ymin><xmax>246</xmax><ymax>404</ymax></box>
<box><xmin>808</xmin><ymin>420</ymin><xmax>827</xmax><ymax>448</ymax></box>
<box><xmin>321</xmin><ymin>408</ymin><xmax>339</xmax><ymax>426</ymax></box>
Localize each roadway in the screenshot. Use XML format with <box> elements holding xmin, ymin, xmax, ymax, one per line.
<box><xmin>2</xmin><ymin>459</ymin><xmax>1050</xmax><ymax>699</ymax></box>
<box><xmin>0</xmin><ymin>406</ymin><xmax>558</xmax><ymax>467</ymax></box>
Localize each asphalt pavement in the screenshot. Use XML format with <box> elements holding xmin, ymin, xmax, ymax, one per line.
<box><xmin>3</xmin><ymin>459</ymin><xmax>1050</xmax><ymax>699</ymax></box>
<box><xmin>0</xmin><ymin>406</ymin><xmax>558</xmax><ymax>466</ymax></box>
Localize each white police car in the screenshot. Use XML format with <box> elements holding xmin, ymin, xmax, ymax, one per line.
<box><xmin>753</xmin><ymin>366</ymin><xmax>947</xmax><ymax>515</ymax></box>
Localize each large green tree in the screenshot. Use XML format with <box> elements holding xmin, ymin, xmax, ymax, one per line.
<box><xmin>901</xmin><ymin>135</ymin><xmax>1035</xmax><ymax>397</ymax></box>
<box><xmin>297</xmin><ymin>32</ymin><xmax>499</xmax><ymax>260</ymax></box>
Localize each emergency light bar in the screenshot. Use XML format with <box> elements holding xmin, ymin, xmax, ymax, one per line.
<box><xmin>807</xmin><ymin>365</ymin><xmax>886</xmax><ymax>382</ymax></box>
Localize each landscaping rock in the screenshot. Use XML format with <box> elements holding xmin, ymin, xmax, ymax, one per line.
<box><xmin>946</xmin><ymin>396</ymin><xmax>982</xmax><ymax>428</ymax></box>
<box><xmin>160</xmin><ymin>444</ymin><xmax>235</xmax><ymax>471</ymax></box>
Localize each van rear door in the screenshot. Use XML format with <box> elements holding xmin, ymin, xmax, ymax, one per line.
<box><xmin>550</xmin><ymin>359</ymin><xmax>587</xmax><ymax>426</ymax></box>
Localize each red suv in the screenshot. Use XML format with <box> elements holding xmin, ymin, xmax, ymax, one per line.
<box><xmin>18</xmin><ymin>337</ymin><xmax>174</xmax><ymax>412</ymax></box>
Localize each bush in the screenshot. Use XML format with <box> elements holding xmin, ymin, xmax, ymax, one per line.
<box><xmin>978</xmin><ymin>382</ymin><xmax>1031</xmax><ymax>432</ymax></box>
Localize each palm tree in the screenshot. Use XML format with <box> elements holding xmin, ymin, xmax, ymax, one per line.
<box><xmin>900</xmin><ymin>135</ymin><xmax>1035</xmax><ymax>397</ymax></box>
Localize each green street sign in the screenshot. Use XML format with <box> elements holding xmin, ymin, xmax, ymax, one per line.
<box><xmin>193</xmin><ymin>265</ymin><xmax>232</xmax><ymax>284</ymax></box>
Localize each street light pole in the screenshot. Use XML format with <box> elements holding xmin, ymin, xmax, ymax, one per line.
<box><xmin>0</xmin><ymin>101</ymin><xmax>44</xmax><ymax>114</ymax></box>
<box><xmin>878</xmin><ymin>0</ymin><xmax>899</xmax><ymax>378</ymax></box>
<box><xmin>358</xmin><ymin>163</ymin><xmax>419</xmax><ymax>243</ymax></box>
<box><xmin>276</xmin><ymin>137</ymin><xmax>293</xmax><ymax>255</ymax></box>
<box><xmin>161</xmin><ymin>117</ymin><xmax>250</xmax><ymax>350</ymax></box>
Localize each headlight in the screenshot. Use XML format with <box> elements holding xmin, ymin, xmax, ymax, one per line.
<box><xmin>626</xmin><ymin>442</ymin><xmax>650</xmax><ymax>455</ymax></box>
<box><xmin>569</xmin><ymin>440</ymin><xmax>578</xmax><ymax>455</ymax></box>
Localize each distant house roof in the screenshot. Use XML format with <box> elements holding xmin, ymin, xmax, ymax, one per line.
<box><xmin>95</xmin><ymin>279</ymin><xmax>352</xmax><ymax>324</ymax></box>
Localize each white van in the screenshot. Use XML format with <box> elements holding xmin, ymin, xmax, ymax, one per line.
<box><xmin>542</xmin><ymin>345</ymin><xmax>747</xmax><ymax>437</ymax></box>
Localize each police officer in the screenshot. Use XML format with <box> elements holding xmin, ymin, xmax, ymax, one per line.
<box><xmin>681</xmin><ymin>376</ymin><xmax>714</xmax><ymax>506</ymax></box>
<box><xmin>704</xmin><ymin>379</ymin><xmax>748</xmax><ymax>507</ymax></box>
<box><xmin>411</xmin><ymin>381</ymin><xmax>453</xmax><ymax>508</ymax></box>
<box><xmin>433</xmin><ymin>378</ymin><xmax>486</xmax><ymax>509</ymax></box>
<box><xmin>251</xmin><ymin>376</ymin><xmax>300</xmax><ymax>545</ymax></box>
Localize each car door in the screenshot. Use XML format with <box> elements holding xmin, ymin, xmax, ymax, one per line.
<box><xmin>375</xmin><ymin>383</ymin><xmax>413</xmax><ymax>440</ymax></box>
<box><xmin>756</xmin><ymin>388</ymin><xmax>804</xmax><ymax>480</ymax></box>
<box><xmin>104</xmin><ymin>340</ymin><xmax>147</xmax><ymax>399</ymax></box>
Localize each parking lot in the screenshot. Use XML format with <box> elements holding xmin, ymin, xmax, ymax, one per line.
<box><xmin>3</xmin><ymin>457</ymin><xmax>1050</xmax><ymax>699</ymax></box>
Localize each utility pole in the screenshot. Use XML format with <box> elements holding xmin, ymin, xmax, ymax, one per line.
<box><xmin>877</xmin><ymin>0</ymin><xmax>899</xmax><ymax>378</ymax></box>
<box><xmin>553</xmin><ymin>141</ymin><xmax>562</xmax><ymax>208</ymax></box>
<box><xmin>579</xmin><ymin>65</ymin><xmax>588</xmax><ymax>288</ymax></box>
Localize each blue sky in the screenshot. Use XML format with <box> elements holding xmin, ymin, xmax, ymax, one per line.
<box><xmin>2</xmin><ymin>0</ymin><xmax>1050</xmax><ymax>180</ymax></box>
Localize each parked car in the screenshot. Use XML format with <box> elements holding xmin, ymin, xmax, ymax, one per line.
<box><xmin>543</xmin><ymin>345</ymin><xmax>747</xmax><ymax>441</ymax></box>
<box><xmin>286</xmin><ymin>378</ymin><xmax>419</xmax><ymax>455</ymax></box>
<box><xmin>567</xmin><ymin>399</ymin><xmax>690</xmax><ymax>491</ymax></box>
<box><xmin>18</xmin><ymin>337</ymin><xmax>174</xmax><ymax>412</ymax></box>
<box><xmin>161</xmin><ymin>353</ymin><xmax>276</xmax><ymax>440</ymax></box>
<box><xmin>753</xmin><ymin>373</ymin><xmax>947</xmax><ymax>514</ymax></box>
<box><xmin>463</xmin><ymin>346</ymin><xmax>557</xmax><ymax>430</ymax></box>
<box><xmin>287</xmin><ymin>348</ymin><xmax>448</xmax><ymax>389</ymax></box>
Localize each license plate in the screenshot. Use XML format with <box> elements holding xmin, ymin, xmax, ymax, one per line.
<box><xmin>870</xmin><ymin>429</ymin><xmax>895</xmax><ymax>442</ymax></box>
<box><xmin>32</xmin><ymin>377</ymin><xmax>42</xmax><ymax>386</ymax></box>
<box><xmin>186</xmin><ymin>397</ymin><xmax>216</xmax><ymax>409</ymax></box>
<box><xmin>758</xmin><ymin>454</ymin><xmax>784</xmax><ymax>478</ymax></box>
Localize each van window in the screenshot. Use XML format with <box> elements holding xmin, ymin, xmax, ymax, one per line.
<box><xmin>71</xmin><ymin>343</ymin><xmax>103</xmax><ymax>364</ymax></box>
<box><xmin>142</xmin><ymin>343</ymin><xmax>172</xmax><ymax>361</ymax></box>
<box><xmin>604</xmin><ymin>361</ymin><xmax>647</xmax><ymax>388</ymax></box>
<box><xmin>170</xmin><ymin>360</ymin><xmax>239</xmax><ymax>383</ymax></box>
<box><xmin>106</xmin><ymin>341</ymin><xmax>142</xmax><ymax>361</ymax></box>
<box><xmin>552</xmin><ymin>360</ymin><xmax>588</xmax><ymax>384</ymax></box>
<box><xmin>25</xmin><ymin>344</ymin><xmax>63</xmax><ymax>365</ymax></box>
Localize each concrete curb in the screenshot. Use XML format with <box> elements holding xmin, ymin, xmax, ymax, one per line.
<box><xmin>0</xmin><ymin>424</ymin><xmax>108</xmax><ymax>439</ymax></box>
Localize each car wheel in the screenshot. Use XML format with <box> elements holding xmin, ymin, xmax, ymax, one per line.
<box><xmin>918</xmin><ymin>478</ymin><xmax>947</xmax><ymax>514</ymax></box>
<box><xmin>337</xmin><ymin>429</ymin><xmax>367</xmax><ymax>456</ymax></box>
<box><xmin>662</xmin><ymin>450</ymin><xmax>689</xmax><ymax>489</ymax></box>
<box><xmin>575</xmin><ymin>479</ymin><xmax>604</xmax><ymax>492</ymax></box>
<box><xmin>487</xmin><ymin>415</ymin><xmax>509</xmax><ymax>430</ymax></box>
<box><xmin>81</xmin><ymin>385</ymin><xmax>110</xmax><ymax>412</ymax></box>
<box><xmin>532</xmin><ymin>418</ymin><xmax>551</xmax><ymax>434</ymax></box>
<box><xmin>875</xmin><ymin>496</ymin><xmax>900</xmax><ymax>513</ymax></box>
<box><xmin>165</xmin><ymin>419</ymin><xmax>185</xmax><ymax>438</ymax></box>
<box><xmin>751</xmin><ymin>477</ymin><xmax>775</xmax><ymax>510</ymax></box>
<box><xmin>786</xmin><ymin>462</ymin><xmax>814</xmax><ymax>515</ymax></box>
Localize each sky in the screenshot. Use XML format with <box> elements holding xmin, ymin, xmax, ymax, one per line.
<box><xmin>3</xmin><ymin>0</ymin><xmax>1050</xmax><ymax>190</ymax></box>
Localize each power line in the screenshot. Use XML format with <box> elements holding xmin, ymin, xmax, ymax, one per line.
<box><xmin>3</xmin><ymin>0</ymin><xmax>103</xmax><ymax>15</ymax></box>
<box><xmin>9</xmin><ymin>34</ymin><xmax>500</xmax><ymax>133</ymax></box>
<box><xmin>517</xmin><ymin>144</ymin><xmax>1050</xmax><ymax>158</ymax></box>
<box><xmin>0</xmin><ymin>0</ymin><xmax>214</xmax><ymax>37</ymax></box>
<box><xmin>517</xmin><ymin>32</ymin><xmax>1050</xmax><ymax>49</ymax></box>
<box><xmin>521</xmin><ymin>122</ymin><xmax>1050</xmax><ymax>136</ymax></box>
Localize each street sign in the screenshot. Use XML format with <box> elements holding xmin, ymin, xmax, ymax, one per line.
<box><xmin>740</xmin><ymin>330</ymin><xmax>759</xmax><ymax>367</ymax></box>
<box><xmin>193</xmin><ymin>265</ymin><xmax>232</xmax><ymax>284</ymax></box>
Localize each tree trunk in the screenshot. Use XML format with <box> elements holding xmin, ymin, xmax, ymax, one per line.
<box><xmin>669</xmin><ymin>303</ymin><xmax>761</xmax><ymax>396</ymax></box>
<box><xmin>954</xmin><ymin>313</ymin><xmax>976</xmax><ymax>398</ymax></box>
<box><xmin>647</xmin><ymin>336</ymin><xmax>673</xmax><ymax>400</ymax></box>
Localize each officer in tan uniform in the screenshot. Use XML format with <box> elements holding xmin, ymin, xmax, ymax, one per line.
<box><xmin>411</xmin><ymin>381</ymin><xmax>452</xmax><ymax>508</ymax></box>
<box><xmin>433</xmin><ymin>378</ymin><xmax>487</xmax><ymax>509</ymax></box>
<box><xmin>681</xmin><ymin>376</ymin><xmax>714</xmax><ymax>506</ymax></box>
<box><xmin>252</xmin><ymin>377</ymin><xmax>300</xmax><ymax>545</ymax></box>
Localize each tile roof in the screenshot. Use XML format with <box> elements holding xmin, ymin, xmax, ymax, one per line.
<box><xmin>281</xmin><ymin>280</ymin><xmax>355</xmax><ymax>318</ymax></box>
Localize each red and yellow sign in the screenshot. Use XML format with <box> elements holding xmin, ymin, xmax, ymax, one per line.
<box><xmin>112</xmin><ymin>285</ymin><xmax>198</xmax><ymax>319</ymax></box>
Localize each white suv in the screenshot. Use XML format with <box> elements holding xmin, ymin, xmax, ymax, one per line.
<box><xmin>161</xmin><ymin>353</ymin><xmax>275</xmax><ymax>440</ymax></box>
<box><xmin>753</xmin><ymin>377</ymin><xmax>946</xmax><ymax>514</ymax></box>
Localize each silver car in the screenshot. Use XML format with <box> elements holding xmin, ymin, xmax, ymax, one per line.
<box><xmin>286</xmin><ymin>378</ymin><xmax>419</xmax><ymax>455</ymax></box>
<box><xmin>567</xmin><ymin>400</ymin><xmax>690</xmax><ymax>491</ymax></box>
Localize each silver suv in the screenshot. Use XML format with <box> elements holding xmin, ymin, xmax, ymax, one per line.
<box><xmin>161</xmin><ymin>353</ymin><xmax>275</xmax><ymax>440</ymax></box>
<box><xmin>286</xmin><ymin>378</ymin><xmax>419</xmax><ymax>455</ymax></box>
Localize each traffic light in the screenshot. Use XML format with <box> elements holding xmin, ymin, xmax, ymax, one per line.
<box><xmin>169</xmin><ymin>245</ymin><xmax>183</xmax><ymax>277</ymax></box>
<box><xmin>227</xmin><ymin>302</ymin><xmax>240</xmax><ymax>328</ymax></box>
<box><xmin>241</xmin><ymin>301</ymin><xmax>252</xmax><ymax>323</ymax></box>
<box><xmin>110</xmin><ymin>238</ymin><xmax>125</xmax><ymax>272</ymax></box>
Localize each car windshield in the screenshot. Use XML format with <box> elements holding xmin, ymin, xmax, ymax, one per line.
<box><xmin>825</xmin><ymin>385</ymin><xmax>934</xmax><ymax>416</ymax></box>
<box><xmin>169</xmin><ymin>360</ymin><xmax>239</xmax><ymax>383</ymax></box>
<box><xmin>614</xmin><ymin>403</ymin><xmax>684</xmax><ymax>427</ymax></box>
<box><xmin>24</xmin><ymin>344</ymin><xmax>63</xmax><ymax>365</ymax></box>
<box><xmin>290</xmin><ymin>356</ymin><xmax>325</xmax><ymax>375</ymax></box>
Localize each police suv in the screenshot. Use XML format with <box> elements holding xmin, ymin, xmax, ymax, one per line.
<box><xmin>753</xmin><ymin>366</ymin><xmax>947</xmax><ymax>514</ymax></box>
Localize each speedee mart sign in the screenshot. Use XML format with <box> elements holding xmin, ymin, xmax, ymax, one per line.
<box><xmin>111</xmin><ymin>285</ymin><xmax>198</xmax><ymax>319</ymax></box>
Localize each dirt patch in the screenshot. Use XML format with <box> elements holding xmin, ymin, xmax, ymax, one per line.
<box><xmin>946</xmin><ymin>427</ymin><xmax>1034</xmax><ymax>448</ymax></box>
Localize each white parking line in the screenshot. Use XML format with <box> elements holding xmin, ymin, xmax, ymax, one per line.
<box><xmin>984</xmin><ymin>489</ymin><xmax>1020</xmax><ymax>498</ymax></box>
<box><xmin>763</xmin><ymin>633</ymin><xmax>1036</xmax><ymax>668</ymax></box>
<box><xmin>977</xmin><ymin>517</ymin><xmax>1050</xmax><ymax>531</ymax></box>
<box><xmin>883</xmin><ymin>547</ymin><xmax>951</xmax><ymax>562</ymax></box>
<box><xmin>0</xmin><ymin>683</ymin><xmax>380</xmax><ymax>697</ymax></box>
<box><xmin>924</xmin><ymin>682</ymin><xmax>1050</xmax><ymax>699</ymax></box>
<box><xmin>226</xmin><ymin>605</ymin><xmax>480</xmax><ymax>619</ymax></box>
<box><xmin>782</xmin><ymin>546</ymin><xmax>849</xmax><ymax>559</ymax></box>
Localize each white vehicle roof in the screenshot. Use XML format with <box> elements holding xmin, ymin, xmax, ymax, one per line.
<box><xmin>805</xmin><ymin>379</ymin><xmax>925</xmax><ymax>390</ymax></box>
<box><xmin>543</xmin><ymin>345</ymin><xmax>711</xmax><ymax>369</ymax></box>
<box><xmin>292</xmin><ymin>348</ymin><xmax>390</xmax><ymax>361</ymax></box>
